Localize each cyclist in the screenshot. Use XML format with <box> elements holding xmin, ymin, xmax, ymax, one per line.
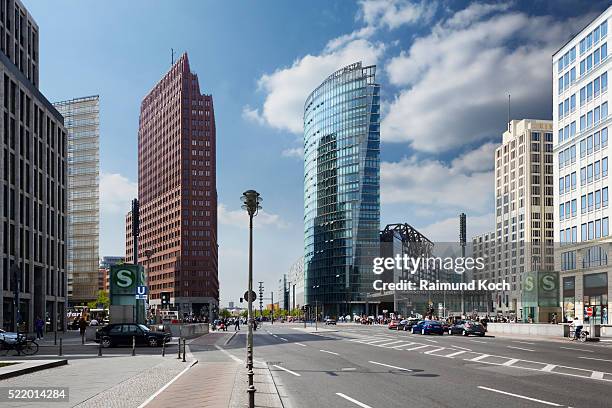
<box><xmin>571</xmin><ymin>315</ymin><xmax>583</xmax><ymax>340</ymax></box>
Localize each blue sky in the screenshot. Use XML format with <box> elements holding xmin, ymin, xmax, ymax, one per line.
<box><xmin>28</xmin><ymin>0</ymin><xmax>610</xmax><ymax>306</ymax></box>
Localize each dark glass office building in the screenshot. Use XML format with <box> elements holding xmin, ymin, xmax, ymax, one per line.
<box><xmin>303</xmin><ymin>62</ymin><xmax>380</xmax><ymax>317</ymax></box>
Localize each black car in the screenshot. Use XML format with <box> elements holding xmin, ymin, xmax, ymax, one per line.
<box><xmin>448</xmin><ymin>320</ymin><xmax>486</xmax><ymax>336</ymax></box>
<box><xmin>95</xmin><ymin>323</ymin><xmax>171</xmax><ymax>347</ymax></box>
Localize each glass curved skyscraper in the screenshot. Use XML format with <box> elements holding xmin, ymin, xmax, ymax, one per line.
<box><xmin>303</xmin><ymin>62</ymin><xmax>380</xmax><ymax>317</ymax></box>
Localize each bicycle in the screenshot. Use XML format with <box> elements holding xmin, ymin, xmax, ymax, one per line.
<box><xmin>0</xmin><ymin>334</ymin><xmax>39</xmax><ymax>356</ymax></box>
<box><xmin>568</xmin><ymin>328</ymin><xmax>589</xmax><ymax>342</ymax></box>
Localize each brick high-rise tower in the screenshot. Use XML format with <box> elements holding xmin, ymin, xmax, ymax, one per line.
<box><xmin>129</xmin><ymin>53</ymin><xmax>218</xmax><ymax>320</ymax></box>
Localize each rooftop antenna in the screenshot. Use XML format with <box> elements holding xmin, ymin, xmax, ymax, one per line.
<box><xmin>171</xmin><ymin>48</ymin><xmax>175</xmax><ymax>65</ymax></box>
<box><xmin>507</xmin><ymin>92</ymin><xmax>511</xmax><ymax>132</ymax></box>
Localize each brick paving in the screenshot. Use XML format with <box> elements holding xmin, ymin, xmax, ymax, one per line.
<box><xmin>146</xmin><ymin>361</ymin><xmax>241</xmax><ymax>408</ymax></box>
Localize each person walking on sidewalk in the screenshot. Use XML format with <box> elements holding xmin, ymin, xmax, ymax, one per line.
<box><xmin>34</xmin><ymin>316</ymin><xmax>45</xmax><ymax>340</ymax></box>
<box><xmin>78</xmin><ymin>317</ymin><xmax>87</xmax><ymax>339</ymax></box>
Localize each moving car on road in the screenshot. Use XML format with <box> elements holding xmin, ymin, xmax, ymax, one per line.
<box><xmin>95</xmin><ymin>323</ymin><xmax>171</xmax><ymax>347</ymax></box>
<box><xmin>388</xmin><ymin>320</ymin><xmax>399</xmax><ymax>330</ymax></box>
<box><xmin>448</xmin><ymin>320</ymin><xmax>486</xmax><ymax>336</ymax></box>
<box><xmin>324</xmin><ymin>318</ymin><xmax>336</xmax><ymax>325</ymax></box>
<box><xmin>411</xmin><ymin>320</ymin><xmax>444</xmax><ymax>335</ymax></box>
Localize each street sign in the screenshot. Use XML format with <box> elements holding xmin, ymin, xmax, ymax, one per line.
<box><xmin>136</xmin><ymin>285</ymin><xmax>148</xmax><ymax>295</ymax></box>
<box><xmin>244</xmin><ymin>290</ymin><xmax>257</xmax><ymax>302</ymax></box>
<box><xmin>135</xmin><ymin>294</ymin><xmax>148</xmax><ymax>300</ymax></box>
<box><xmin>586</xmin><ymin>307</ymin><xmax>593</xmax><ymax>317</ymax></box>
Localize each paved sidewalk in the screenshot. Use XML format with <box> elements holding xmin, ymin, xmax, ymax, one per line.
<box><xmin>146</xmin><ymin>331</ymin><xmax>284</xmax><ymax>408</ymax></box>
<box><xmin>0</xmin><ymin>355</ymin><xmax>190</xmax><ymax>408</ymax></box>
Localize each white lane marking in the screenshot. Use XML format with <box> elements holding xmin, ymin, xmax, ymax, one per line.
<box><xmin>468</xmin><ymin>354</ymin><xmax>490</xmax><ymax>362</ymax></box>
<box><xmin>279</xmin><ymin>337</ymin><xmax>288</xmax><ymax>342</ymax></box>
<box><xmin>578</xmin><ymin>356</ymin><xmax>612</xmax><ymax>362</ymax></box>
<box><xmin>295</xmin><ymin>342</ymin><xmax>307</xmax><ymax>347</ymax></box>
<box><xmin>443</xmin><ymin>350</ymin><xmax>467</xmax><ymax>358</ymax></box>
<box><xmin>320</xmin><ymin>349</ymin><xmax>340</xmax><ymax>356</ymax></box>
<box><xmin>477</xmin><ymin>386</ymin><xmax>562</xmax><ymax>406</ymax></box>
<box><xmin>341</xmin><ymin>367</ymin><xmax>356</xmax><ymax>371</ymax></box>
<box><xmin>423</xmin><ymin>338</ymin><xmax>439</xmax><ymax>343</ymax></box>
<box><xmin>389</xmin><ymin>342</ymin><xmax>415</xmax><ymax>349</ymax></box>
<box><xmin>560</xmin><ymin>346</ymin><xmax>594</xmax><ymax>353</ymax></box>
<box><xmin>502</xmin><ymin>358</ymin><xmax>519</xmax><ymax>366</ymax></box>
<box><xmin>375</xmin><ymin>340</ymin><xmax>404</xmax><ymax>347</ymax></box>
<box><xmin>272</xmin><ymin>364</ymin><xmax>301</xmax><ymax>377</ymax></box>
<box><xmin>591</xmin><ymin>371</ymin><xmax>605</xmax><ymax>379</ymax></box>
<box><xmin>368</xmin><ymin>360</ymin><xmax>412</xmax><ymax>372</ymax></box>
<box><xmin>404</xmin><ymin>344</ymin><xmax>429</xmax><ymax>351</ymax></box>
<box><xmin>507</xmin><ymin>346</ymin><xmax>535</xmax><ymax>352</ymax></box>
<box><xmin>541</xmin><ymin>364</ymin><xmax>556</xmax><ymax>372</ymax></box>
<box><xmin>362</xmin><ymin>338</ymin><xmax>394</xmax><ymax>345</ymax></box>
<box><xmin>470</xmin><ymin>340</ymin><xmax>488</xmax><ymax>344</ymax></box>
<box><xmin>272</xmin><ymin>334</ymin><xmax>278</xmax><ymax>338</ymax></box>
<box><xmin>214</xmin><ymin>344</ymin><xmax>243</xmax><ymax>363</ymax></box>
<box><xmin>424</xmin><ymin>347</ymin><xmax>447</xmax><ymax>355</ymax></box>
<box><xmin>138</xmin><ymin>359</ymin><xmax>198</xmax><ymax>408</ymax></box>
<box><xmin>450</xmin><ymin>345</ymin><xmax>471</xmax><ymax>351</ymax></box>
<box><xmin>336</xmin><ymin>393</ymin><xmax>373</xmax><ymax>408</ymax></box>
<box><xmin>512</xmin><ymin>341</ymin><xmax>535</xmax><ymax>345</ymax></box>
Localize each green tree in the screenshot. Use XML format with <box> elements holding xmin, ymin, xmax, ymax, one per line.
<box><xmin>220</xmin><ymin>308</ymin><xmax>232</xmax><ymax>319</ymax></box>
<box><xmin>87</xmin><ymin>290</ymin><xmax>109</xmax><ymax>309</ymax></box>
<box><xmin>240</xmin><ymin>310</ymin><xmax>248</xmax><ymax>318</ymax></box>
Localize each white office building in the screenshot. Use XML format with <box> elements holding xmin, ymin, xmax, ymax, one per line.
<box><xmin>553</xmin><ymin>7</ymin><xmax>611</xmax><ymax>325</ymax></box>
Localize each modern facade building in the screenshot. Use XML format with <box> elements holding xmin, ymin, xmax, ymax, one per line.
<box><xmin>303</xmin><ymin>62</ymin><xmax>380</xmax><ymax>317</ymax></box>
<box><xmin>479</xmin><ymin>119</ymin><xmax>556</xmax><ymax>321</ymax></box>
<box><xmin>53</xmin><ymin>95</ymin><xmax>99</xmax><ymax>306</ymax></box>
<box><xmin>277</xmin><ymin>274</ymin><xmax>289</xmax><ymax>311</ymax></box>
<box><xmin>287</xmin><ymin>257</ymin><xmax>304</xmax><ymax>311</ymax></box>
<box><xmin>554</xmin><ymin>7</ymin><xmax>611</xmax><ymax>325</ymax></box>
<box><xmin>126</xmin><ymin>53</ymin><xmax>218</xmax><ymax>320</ymax></box>
<box><xmin>0</xmin><ymin>0</ymin><xmax>67</xmax><ymax>331</ymax></box>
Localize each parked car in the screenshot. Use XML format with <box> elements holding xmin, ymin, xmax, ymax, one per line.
<box><xmin>411</xmin><ymin>320</ymin><xmax>444</xmax><ymax>335</ymax></box>
<box><xmin>448</xmin><ymin>320</ymin><xmax>486</xmax><ymax>337</ymax></box>
<box><xmin>95</xmin><ymin>323</ymin><xmax>171</xmax><ymax>347</ymax></box>
<box><xmin>324</xmin><ymin>318</ymin><xmax>337</xmax><ymax>325</ymax></box>
<box><xmin>398</xmin><ymin>318</ymin><xmax>419</xmax><ymax>331</ymax></box>
<box><xmin>388</xmin><ymin>320</ymin><xmax>399</xmax><ymax>330</ymax></box>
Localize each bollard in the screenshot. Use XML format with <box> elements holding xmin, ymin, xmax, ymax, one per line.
<box><xmin>98</xmin><ymin>339</ymin><xmax>102</xmax><ymax>357</ymax></box>
<box><xmin>182</xmin><ymin>338</ymin><xmax>186</xmax><ymax>362</ymax></box>
<box><xmin>132</xmin><ymin>336</ymin><xmax>136</xmax><ymax>356</ymax></box>
<box><xmin>162</xmin><ymin>338</ymin><xmax>166</xmax><ymax>357</ymax></box>
<box><xmin>177</xmin><ymin>337</ymin><xmax>181</xmax><ymax>359</ymax></box>
<box><xmin>54</xmin><ymin>330</ymin><xmax>57</xmax><ymax>346</ymax></box>
<box><xmin>59</xmin><ymin>338</ymin><xmax>63</xmax><ymax>356</ymax></box>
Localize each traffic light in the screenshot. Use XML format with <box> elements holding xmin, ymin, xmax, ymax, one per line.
<box><xmin>161</xmin><ymin>291</ymin><xmax>171</xmax><ymax>306</ymax></box>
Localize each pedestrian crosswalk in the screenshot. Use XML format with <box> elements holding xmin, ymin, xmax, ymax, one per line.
<box><xmin>345</xmin><ymin>334</ymin><xmax>612</xmax><ymax>383</ymax></box>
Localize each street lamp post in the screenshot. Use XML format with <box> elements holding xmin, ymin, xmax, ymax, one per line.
<box><xmin>312</xmin><ymin>285</ymin><xmax>320</xmax><ymax>331</ymax></box>
<box><xmin>241</xmin><ymin>190</ymin><xmax>262</xmax><ymax>408</ymax></box>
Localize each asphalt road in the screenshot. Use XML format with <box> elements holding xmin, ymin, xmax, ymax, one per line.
<box><xmin>220</xmin><ymin>323</ymin><xmax>612</xmax><ymax>408</ymax></box>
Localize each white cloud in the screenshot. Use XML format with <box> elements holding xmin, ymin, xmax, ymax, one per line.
<box><xmin>241</xmin><ymin>105</ymin><xmax>265</xmax><ymax>125</ymax></box>
<box><xmin>382</xmin><ymin>6</ymin><xmax>590</xmax><ymax>152</ymax></box>
<box><xmin>359</xmin><ymin>0</ymin><xmax>437</xmax><ymax>29</ymax></box>
<box><xmin>100</xmin><ymin>172</ymin><xmax>137</xmax><ymax>214</ymax></box>
<box><xmin>450</xmin><ymin>142</ymin><xmax>496</xmax><ymax>173</ymax></box>
<box><xmin>99</xmin><ymin>172</ymin><xmax>138</xmax><ymax>256</ymax></box>
<box><xmin>381</xmin><ymin>147</ymin><xmax>494</xmax><ymax>213</ymax></box>
<box><xmin>281</xmin><ymin>147</ymin><xmax>304</xmax><ymax>159</ymax></box>
<box><xmin>255</xmin><ymin>39</ymin><xmax>384</xmax><ymax>134</ymax></box>
<box><xmin>218</xmin><ymin>203</ymin><xmax>289</xmax><ymax>229</ymax></box>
